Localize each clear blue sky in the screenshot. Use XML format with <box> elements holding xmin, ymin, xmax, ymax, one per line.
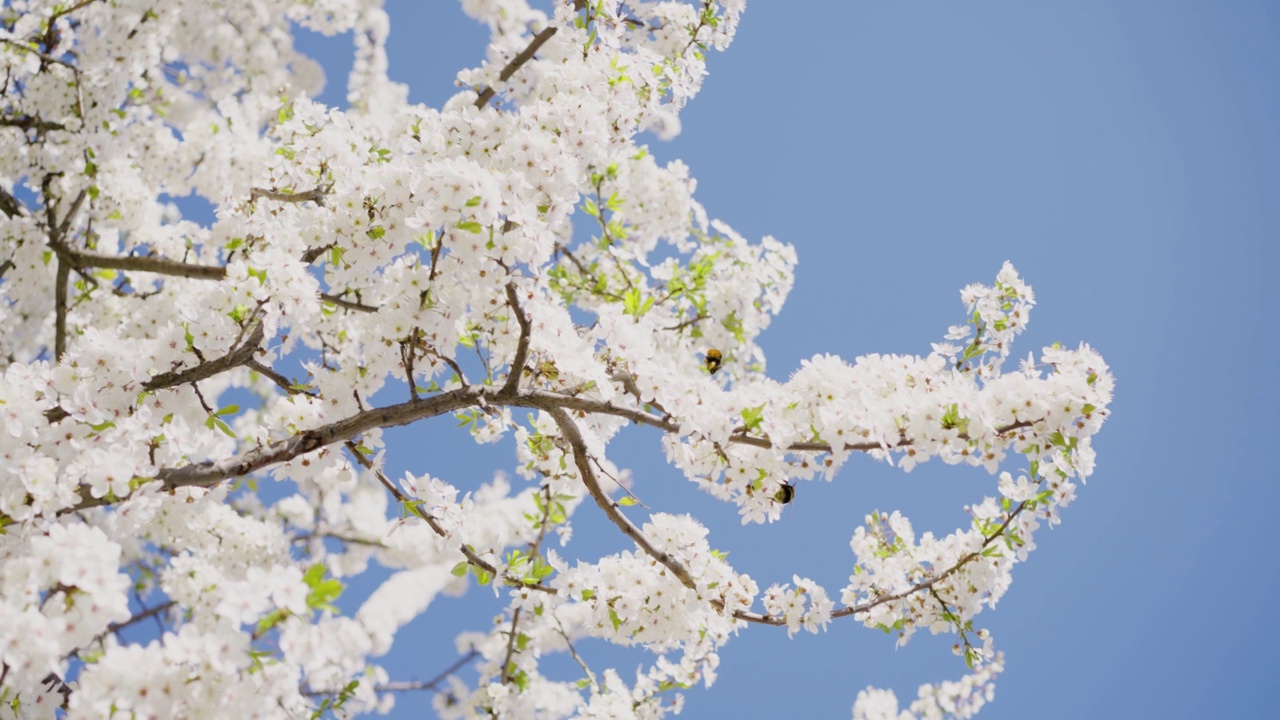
<box><xmin>293</xmin><ymin>2</ymin><xmax>1280</xmax><ymax>717</ymax></box>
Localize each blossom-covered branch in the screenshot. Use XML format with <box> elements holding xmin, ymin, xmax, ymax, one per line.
<box><xmin>0</xmin><ymin>2</ymin><xmax>1109</xmax><ymax>717</ymax></box>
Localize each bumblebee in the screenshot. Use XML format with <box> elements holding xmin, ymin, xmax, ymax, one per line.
<box><xmin>773</xmin><ymin>482</ymin><xmax>796</xmax><ymax>505</ymax></box>
<box><xmin>705</xmin><ymin>348</ymin><xmax>723</xmax><ymax>375</ymax></box>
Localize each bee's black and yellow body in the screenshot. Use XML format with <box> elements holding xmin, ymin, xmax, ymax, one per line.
<box><xmin>773</xmin><ymin>483</ymin><xmax>796</xmax><ymax>504</ymax></box>
<box><xmin>705</xmin><ymin>348</ymin><xmax>723</xmax><ymax>375</ymax></box>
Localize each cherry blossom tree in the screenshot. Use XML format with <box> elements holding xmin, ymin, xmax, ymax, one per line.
<box><xmin>0</xmin><ymin>1</ymin><xmax>1112</xmax><ymax>718</ymax></box>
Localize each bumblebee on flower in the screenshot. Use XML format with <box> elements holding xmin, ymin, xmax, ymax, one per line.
<box><xmin>705</xmin><ymin>348</ymin><xmax>722</xmax><ymax>375</ymax></box>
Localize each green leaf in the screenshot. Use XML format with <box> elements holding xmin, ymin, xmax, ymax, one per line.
<box><xmin>740</xmin><ymin>405</ymin><xmax>766</xmax><ymax>431</ymax></box>
<box><xmin>617</xmin><ymin>496</ymin><xmax>638</xmax><ymax>507</ymax></box>
<box><xmin>450</xmin><ymin>561</ymin><xmax>469</xmax><ymax>577</ymax></box>
<box><xmin>205</xmin><ymin>415</ymin><xmax>235</xmax><ymax>437</ymax></box>
<box><xmin>455</xmin><ymin>220</ymin><xmax>483</xmax><ymax>234</ymax></box>
<box><xmin>248</xmin><ymin>648</ymin><xmax>271</xmax><ymax>674</ymax></box>
<box><xmin>298</xmin><ymin>564</ymin><xmax>344</xmax><ymax>613</ymax></box>
<box><xmin>530</xmin><ymin>561</ymin><xmax>554</xmax><ymax>581</ymax></box>
<box><xmin>255</xmin><ymin>608</ymin><xmax>289</xmax><ymax>636</ymax></box>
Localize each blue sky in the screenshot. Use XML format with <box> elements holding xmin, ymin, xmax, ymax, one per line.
<box><xmin>292</xmin><ymin>2</ymin><xmax>1280</xmax><ymax>717</ymax></box>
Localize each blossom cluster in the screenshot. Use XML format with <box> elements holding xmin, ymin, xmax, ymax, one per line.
<box><xmin>0</xmin><ymin>0</ymin><xmax>1109</xmax><ymax>717</ymax></box>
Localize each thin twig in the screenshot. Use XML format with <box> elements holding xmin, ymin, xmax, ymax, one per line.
<box><xmin>498</xmin><ymin>606</ymin><xmax>523</xmax><ymax>690</ymax></box>
<box><xmin>548</xmin><ymin>408</ymin><xmax>708</xmax><ymax>589</ymax></box>
<box><xmin>107</xmin><ymin>600</ymin><xmax>176</xmax><ymax>636</ymax></box>
<box><xmin>291</xmin><ymin>531</ymin><xmax>387</xmax><ymax>549</ymax></box>
<box><xmin>319</xmin><ymin>293</ymin><xmax>379</xmax><ymax>313</ymax></box>
<box><xmin>247</xmin><ymin>356</ymin><xmax>313</xmax><ymax>396</ymax></box>
<box><xmin>552</xmin><ymin>609</ymin><xmax>596</xmax><ymax>690</ymax></box>
<box><xmin>834</xmin><ymin>499</ymin><xmax>1030</xmax><ymax>619</ymax></box>
<box><xmin>342</xmin><ymin>441</ymin><xmax>556</xmax><ymax>596</ymax></box>
<box><xmin>373</xmin><ymin>649</ymin><xmax>480</xmax><ymax>693</ymax></box>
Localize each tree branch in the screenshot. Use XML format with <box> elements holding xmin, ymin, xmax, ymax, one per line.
<box><xmin>319</xmin><ymin>293</ymin><xmax>379</xmax><ymax>313</ymax></box>
<box><xmin>548</xmin><ymin>408</ymin><xmax>695</xmax><ymax>588</ymax></box>
<box><xmin>46</xmin><ymin>188</ymin><xmax>88</xmax><ymax>362</ymax></box>
<box><xmin>346</xmin><ymin>441</ymin><xmax>555</xmax><ymax>595</ymax></box>
<box><xmin>247</xmin><ymin>356</ymin><xmax>312</xmax><ymax>396</ymax></box>
<box><xmin>0</xmin><ymin>186</ymin><xmax>25</xmax><ymax>219</ymax></box>
<box><xmin>155</xmin><ymin>387</ymin><xmax>488</xmax><ymax>491</ymax></box>
<box><xmin>0</xmin><ymin>115</ymin><xmax>66</xmax><ymax>132</ymax></box>
<box><xmin>47</xmin><ymin>242</ymin><xmax>227</xmax><ymax>280</ymax></box>
<box><xmin>249</xmin><ymin>185</ymin><xmax>327</xmax><ymax>207</ymax></box>
<box><xmin>146</xmin><ymin>322</ymin><xmax>266</xmax><ymax>390</ymax></box>
<box><xmin>46</xmin><ymin>240</ymin><xmax>380</xmax><ymax>313</ymax></box>
<box><xmin>53</xmin><ymin>257</ymin><xmax>69</xmax><ymax>361</ymax></box>
<box><xmin>105</xmin><ymin>600</ymin><xmax>176</xmax><ymax>637</ymax></box>
<box><xmin>546</xmin><ymin>406</ymin><xmax>783</xmax><ymax>626</ymax></box>
<box><xmin>474</xmin><ymin>26</ymin><xmax>559</xmax><ymax>109</ymax></box>
<box><xmin>44</xmin><ymin>322</ymin><xmax>267</xmax><ymax>423</ymax></box>
<box><xmin>498</xmin><ymin>282</ymin><xmax>532</xmax><ymax>398</ymax></box>
<box><xmin>60</xmin><ymin>377</ymin><xmax>1039</xmax><ymax>521</ymax></box>
<box><xmin>835</xmin><ymin>499</ymin><xmax>1031</xmax><ymax>620</ymax></box>
<box><xmin>497</xmin><ymin>606</ymin><xmax>523</xmax><ymax>692</ymax></box>
<box><xmin>523</xmin><ymin>389</ymin><xmax>1038</xmax><ymax>456</ymax></box>
<box><xmin>548</xmin><ymin>404</ymin><xmax>1042</xmax><ymax>629</ymax></box>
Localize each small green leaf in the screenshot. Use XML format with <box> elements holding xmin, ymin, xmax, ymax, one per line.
<box><xmin>205</xmin><ymin>415</ymin><xmax>235</xmax><ymax>438</ymax></box>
